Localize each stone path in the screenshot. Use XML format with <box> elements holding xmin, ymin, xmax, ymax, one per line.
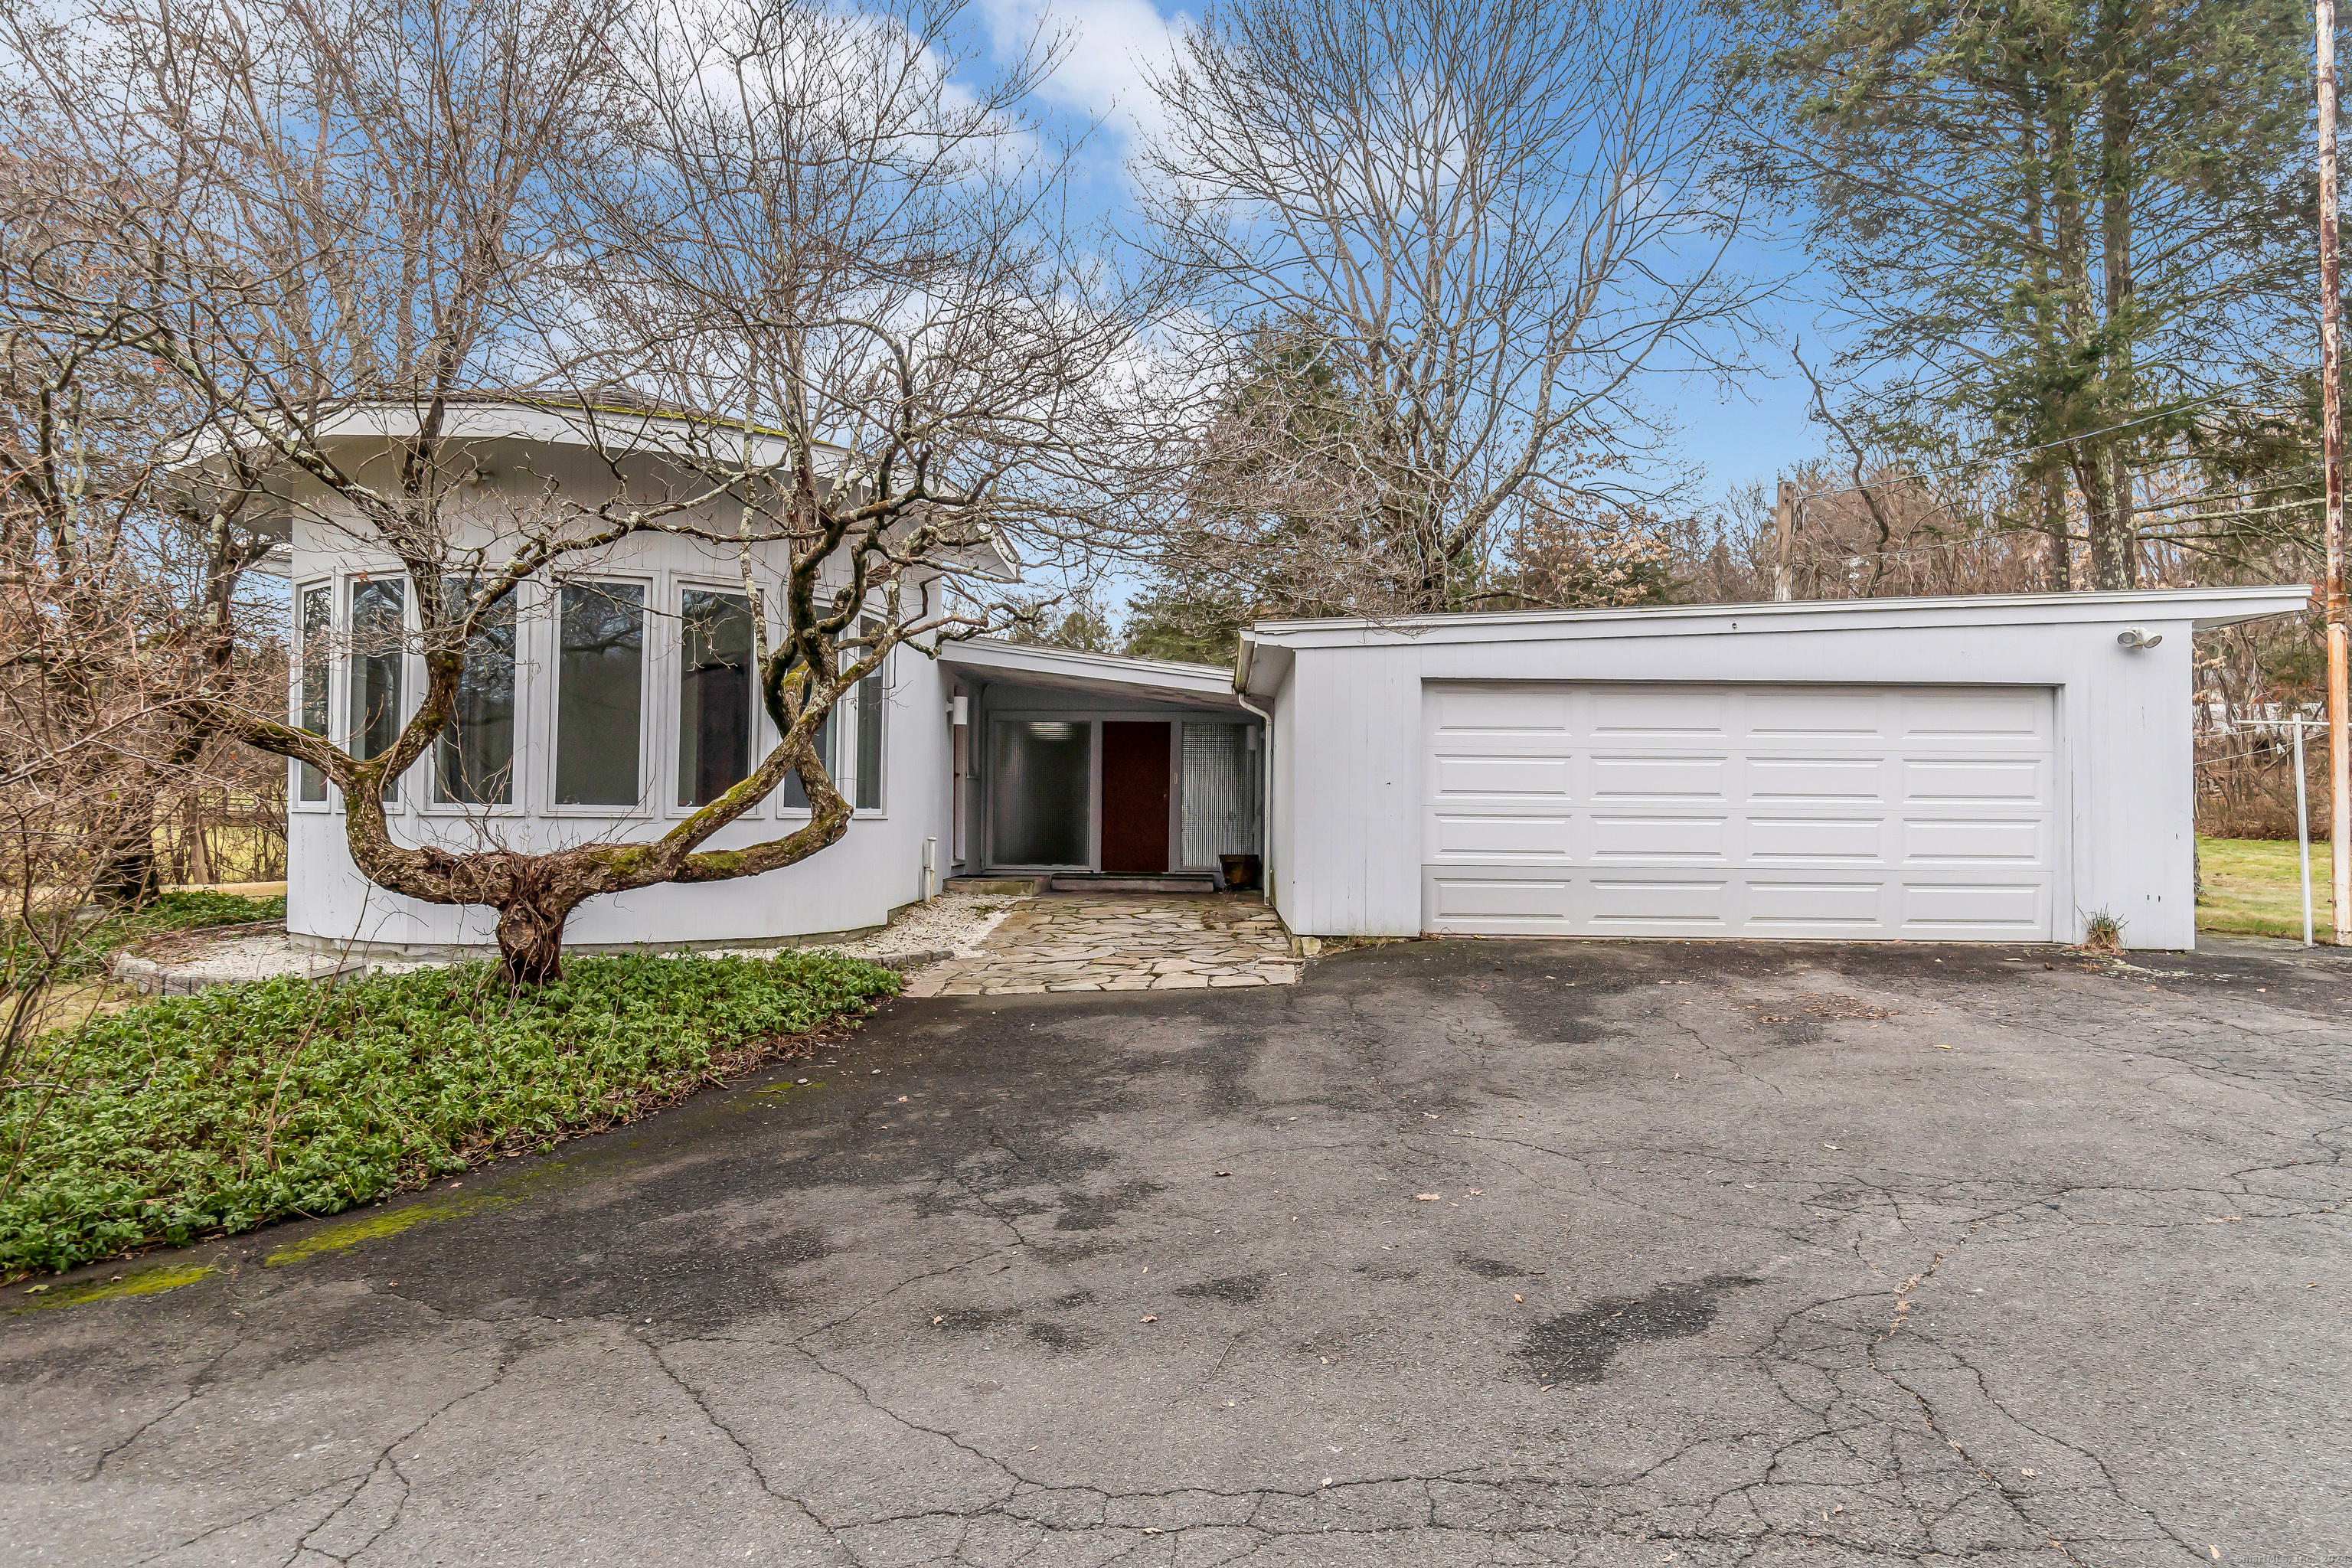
<box><xmin>900</xmin><ymin>893</ymin><xmax>1299</xmax><ymax>995</ymax></box>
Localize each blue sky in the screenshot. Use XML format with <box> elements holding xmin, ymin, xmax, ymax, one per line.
<box><xmin>963</xmin><ymin>0</ymin><xmax>1840</xmax><ymax>505</ymax></box>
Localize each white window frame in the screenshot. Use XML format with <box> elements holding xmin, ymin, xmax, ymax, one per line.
<box><xmin>342</xmin><ymin>569</ymin><xmax>415</xmax><ymax>815</ymax></box>
<box><xmin>290</xmin><ymin>577</ymin><xmax>335</xmax><ymax>814</ymax></box>
<box><xmin>419</xmin><ymin>573</ymin><xmax>529</xmax><ymax>818</ymax></box>
<box><xmin>544</xmin><ymin>573</ymin><xmax>657</xmax><ymax>818</ymax></box>
<box><xmin>665</xmin><ymin>576</ymin><xmax>773</xmax><ymax>821</ymax></box>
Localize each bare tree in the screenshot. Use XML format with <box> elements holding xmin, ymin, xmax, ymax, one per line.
<box><xmin>1135</xmin><ymin>0</ymin><xmax>1744</xmax><ymax>619</ymax></box>
<box><xmin>7</xmin><ymin>0</ymin><xmax>1151</xmax><ymax>982</ymax></box>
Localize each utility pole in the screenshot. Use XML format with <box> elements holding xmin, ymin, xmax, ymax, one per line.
<box><xmin>2321</xmin><ymin>0</ymin><xmax>2351</xmax><ymax>941</ymax></box>
<box><xmin>1774</xmin><ymin>480</ymin><xmax>1797</xmax><ymax>603</ymax></box>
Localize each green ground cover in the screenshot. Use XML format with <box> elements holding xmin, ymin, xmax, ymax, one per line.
<box><xmin>0</xmin><ymin>950</ymin><xmax>897</xmax><ymax>1278</ymax></box>
<box><xmin>2197</xmin><ymin>835</ymin><xmax>2337</xmax><ymax>942</ymax></box>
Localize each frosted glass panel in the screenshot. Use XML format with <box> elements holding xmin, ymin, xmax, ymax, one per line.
<box><xmin>992</xmin><ymin>720</ymin><xmax>1090</xmax><ymax>866</ymax></box>
<box><xmin>1181</xmin><ymin>722</ymin><xmax>1256</xmax><ymax>864</ymax></box>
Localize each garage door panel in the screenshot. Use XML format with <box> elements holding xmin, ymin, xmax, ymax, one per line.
<box><xmin>1588</xmin><ymin>688</ymin><xmax>1728</xmax><ymax>738</ymax></box>
<box><xmin>1589</xmin><ymin>755</ymin><xmax>1730</xmax><ymax>800</ymax></box>
<box><xmin>1745</xmin><ymin>689</ymin><xmax>1890</xmax><ymax>740</ymax></box>
<box><xmin>1746</xmin><ymin>757</ymin><xmax>1888</xmax><ymax>802</ymax></box>
<box><xmin>1430</xmin><ymin>687</ymin><xmax>1572</xmax><ymax>735</ymax></box>
<box><xmin>1901</xmin><ymin>818</ymin><xmax>2047</xmax><ymax>864</ymax></box>
<box><xmin>1744</xmin><ymin>879</ymin><xmax>1890</xmax><ymax>928</ymax></box>
<box><xmin>1586</xmin><ymin>878</ymin><xmax>1730</xmax><ymax>927</ymax></box>
<box><xmin>1432</xmin><ymin>754</ymin><xmax>1573</xmax><ymax>798</ymax></box>
<box><xmin>1588</xmin><ymin>815</ymin><xmax>1729</xmax><ymax>862</ymax></box>
<box><xmin>1903</xmin><ymin>757</ymin><xmax>2048</xmax><ymax>805</ymax></box>
<box><xmin>1899</xmin><ymin>689</ymin><xmax>2048</xmax><ymax>741</ymax></box>
<box><xmin>1430</xmin><ymin>812</ymin><xmax>1572</xmax><ymax>861</ymax></box>
<box><xmin>1900</xmin><ymin>880</ymin><xmax>2047</xmax><ymax>932</ymax></box>
<box><xmin>1429</xmin><ymin>874</ymin><xmax>1572</xmax><ymax>923</ymax></box>
<box><xmin>1422</xmin><ymin>682</ymin><xmax>2055</xmax><ymax>941</ymax></box>
<box><xmin>1747</xmin><ymin>815</ymin><xmax>1887</xmax><ymax>863</ymax></box>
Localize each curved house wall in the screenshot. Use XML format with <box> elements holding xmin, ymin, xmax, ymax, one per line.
<box><xmin>283</xmin><ymin>477</ymin><xmax>951</xmax><ymax>955</ymax></box>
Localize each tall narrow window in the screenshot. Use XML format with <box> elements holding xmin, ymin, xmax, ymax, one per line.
<box><xmin>348</xmin><ymin>577</ymin><xmax>405</xmax><ymax>801</ymax></box>
<box><xmin>296</xmin><ymin>584</ymin><xmax>331</xmax><ymax>803</ymax></box>
<box><xmin>678</xmin><ymin>590</ymin><xmax>754</xmax><ymax>807</ymax></box>
<box><xmin>555</xmin><ymin>581</ymin><xmax>645</xmax><ymax>806</ymax></box>
<box><xmin>854</xmin><ymin>617</ymin><xmax>884</xmax><ymax>812</ymax></box>
<box><xmin>433</xmin><ymin>580</ymin><xmax>518</xmax><ymax>805</ymax></box>
<box><xmin>991</xmin><ymin>719</ymin><xmax>1090</xmax><ymax>865</ymax></box>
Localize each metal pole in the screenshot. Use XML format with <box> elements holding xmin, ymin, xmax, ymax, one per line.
<box><xmin>2295</xmin><ymin>717</ymin><xmax>2315</xmax><ymax>946</ymax></box>
<box><xmin>1774</xmin><ymin>481</ymin><xmax>1796</xmax><ymax>603</ymax></box>
<box><xmin>2321</xmin><ymin>0</ymin><xmax>2352</xmax><ymax>942</ymax></box>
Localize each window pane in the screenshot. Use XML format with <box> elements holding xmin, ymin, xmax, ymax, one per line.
<box><xmin>678</xmin><ymin>590</ymin><xmax>754</xmax><ymax>807</ymax></box>
<box><xmin>347</xmin><ymin>577</ymin><xmax>404</xmax><ymax>800</ymax></box>
<box><xmin>854</xmin><ymin>619</ymin><xmax>884</xmax><ymax>812</ymax></box>
<box><xmin>434</xmin><ymin>580</ymin><xmax>518</xmax><ymax>805</ymax></box>
<box><xmin>555</xmin><ymin>581</ymin><xmax>644</xmax><ymax>805</ymax></box>
<box><xmin>1181</xmin><ymin>722</ymin><xmax>1256</xmax><ymax>864</ymax></box>
<box><xmin>779</xmin><ymin>706</ymin><xmax>835</xmax><ymax>809</ymax></box>
<box><xmin>296</xmin><ymin>585</ymin><xmax>330</xmax><ymax>803</ymax></box>
<box><xmin>991</xmin><ymin>719</ymin><xmax>1090</xmax><ymax>866</ymax></box>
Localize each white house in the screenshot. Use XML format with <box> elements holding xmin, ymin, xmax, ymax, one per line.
<box><xmin>272</xmin><ymin>410</ymin><xmax>2308</xmax><ymax>953</ymax></box>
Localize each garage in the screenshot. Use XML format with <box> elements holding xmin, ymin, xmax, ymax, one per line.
<box><xmin>1420</xmin><ymin>681</ymin><xmax>2056</xmax><ymax>939</ymax></box>
<box><xmin>1234</xmin><ymin>586</ymin><xmax>2312</xmax><ymax>949</ymax></box>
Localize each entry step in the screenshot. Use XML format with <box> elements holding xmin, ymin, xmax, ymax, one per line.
<box><xmin>1046</xmin><ymin>873</ymin><xmax>1220</xmax><ymax>894</ymax></box>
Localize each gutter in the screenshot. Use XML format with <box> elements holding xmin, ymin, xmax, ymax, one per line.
<box><xmin>1236</xmin><ymin>688</ymin><xmax>1274</xmax><ymax>908</ymax></box>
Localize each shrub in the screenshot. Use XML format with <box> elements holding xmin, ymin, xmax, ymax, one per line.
<box><xmin>0</xmin><ymin>949</ymin><xmax>897</xmax><ymax>1277</ymax></box>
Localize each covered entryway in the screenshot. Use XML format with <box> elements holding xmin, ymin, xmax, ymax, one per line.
<box><xmin>1420</xmin><ymin>681</ymin><xmax>2057</xmax><ymax>939</ymax></box>
<box><xmin>937</xmin><ymin>639</ymin><xmax>1263</xmax><ymax>886</ymax></box>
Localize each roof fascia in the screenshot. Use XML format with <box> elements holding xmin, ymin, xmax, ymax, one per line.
<box><xmin>1244</xmin><ymin>586</ymin><xmax>2312</xmax><ymax>648</ymax></box>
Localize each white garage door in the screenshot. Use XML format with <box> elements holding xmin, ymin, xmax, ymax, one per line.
<box><xmin>1422</xmin><ymin>683</ymin><xmax>2056</xmax><ymax>940</ymax></box>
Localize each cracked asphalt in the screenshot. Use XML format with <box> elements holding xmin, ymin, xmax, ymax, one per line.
<box><xmin>7</xmin><ymin>936</ymin><xmax>2352</xmax><ymax>1566</ymax></box>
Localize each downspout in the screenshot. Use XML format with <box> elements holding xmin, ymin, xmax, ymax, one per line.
<box><xmin>1234</xmin><ymin>632</ymin><xmax>1272</xmax><ymax>906</ymax></box>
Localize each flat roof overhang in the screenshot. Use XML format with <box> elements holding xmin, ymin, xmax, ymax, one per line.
<box><xmin>1233</xmin><ymin>585</ymin><xmax>2314</xmax><ymax>697</ymax></box>
<box><xmin>939</xmin><ymin>638</ymin><xmax>1246</xmax><ymax>711</ymax></box>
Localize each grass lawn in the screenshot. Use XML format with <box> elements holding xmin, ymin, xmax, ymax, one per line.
<box><xmin>2198</xmin><ymin>835</ymin><xmax>2337</xmax><ymax>942</ymax></box>
<box><xmin>0</xmin><ymin>949</ymin><xmax>898</xmax><ymax>1279</ymax></box>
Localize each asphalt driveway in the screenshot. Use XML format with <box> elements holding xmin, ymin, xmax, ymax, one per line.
<box><xmin>7</xmin><ymin>937</ymin><xmax>2351</xmax><ymax>1566</ymax></box>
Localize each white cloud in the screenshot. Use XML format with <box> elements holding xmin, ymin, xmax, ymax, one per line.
<box><xmin>978</xmin><ymin>0</ymin><xmax>1185</xmax><ymax>144</ymax></box>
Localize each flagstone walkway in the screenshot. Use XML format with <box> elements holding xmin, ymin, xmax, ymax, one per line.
<box><xmin>898</xmin><ymin>893</ymin><xmax>1301</xmax><ymax>996</ymax></box>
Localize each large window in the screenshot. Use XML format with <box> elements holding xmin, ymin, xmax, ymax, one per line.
<box><xmin>991</xmin><ymin>719</ymin><xmax>1090</xmax><ymax>866</ymax></box>
<box><xmin>347</xmin><ymin>577</ymin><xmax>405</xmax><ymax>801</ymax></box>
<box><xmin>678</xmin><ymin>590</ymin><xmax>755</xmax><ymax>807</ymax></box>
<box><xmin>554</xmin><ymin>581</ymin><xmax>645</xmax><ymax>806</ymax></box>
<box><xmin>433</xmin><ymin>580</ymin><xmax>518</xmax><ymax>806</ymax></box>
<box><xmin>295</xmin><ymin>584</ymin><xmax>331</xmax><ymax>803</ymax></box>
<box><xmin>854</xmin><ymin>617</ymin><xmax>884</xmax><ymax>812</ymax></box>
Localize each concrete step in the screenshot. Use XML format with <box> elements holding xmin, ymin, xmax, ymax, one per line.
<box><xmin>1046</xmin><ymin>873</ymin><xmax>1221</xmax><ymax>894</ymax></box>
<box><xmin>942</xmin><ymin>875</ymin><xmax>1049</xmax><ymax>895</ymax></box>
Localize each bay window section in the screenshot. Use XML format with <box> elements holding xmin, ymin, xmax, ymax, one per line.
<box><xmin>347</xmin><ymin>577</ymin><xmax>405</xmax><ymax>801</ymax></box>
<box><xmin>295</xmin><ymin>584</ymin><xmax>331</xmax><ymax>803</ymax></box>
<box><xmin>433</xmin><ymin>580</ymin><xmax>518</xmax><ymax>805</ymax></box>
<box><xmin>678</xmin><ymin>590</ymin><xmax>755</xmax><ymax>807</ymax></box>
<box><xmin>554</xmin><ymin>581</ymin><xmax>645</xmax><ymax>806</ymax></box>
<box><xmin>854</xmin><ymin>617</ymin><xmax>884</xmax><ymax>812</ymax></box>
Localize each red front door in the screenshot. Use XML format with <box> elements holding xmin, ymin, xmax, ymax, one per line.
<box><xmin>1099</xmin><ymin>721</ymin><xmax>1171</xmax><ymax>874</ymax></box>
